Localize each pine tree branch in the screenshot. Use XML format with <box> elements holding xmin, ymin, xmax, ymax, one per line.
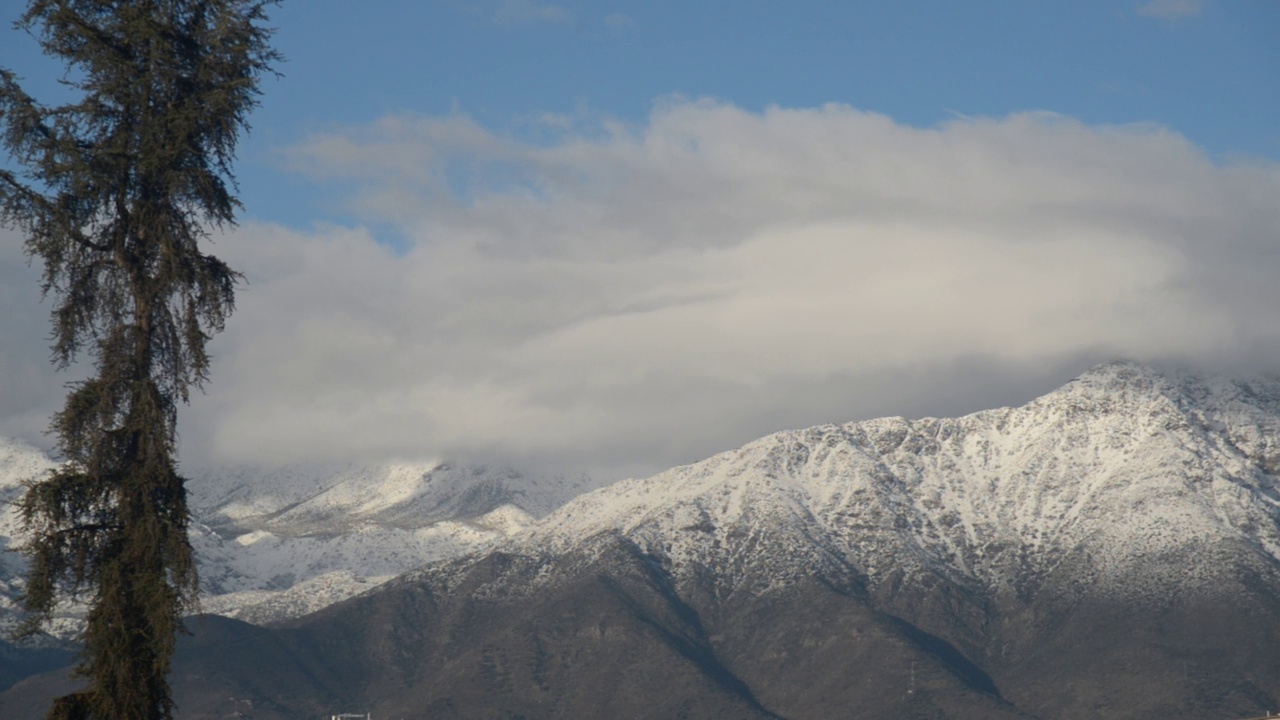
<box><xmin>0</xmin><ymin>171</ymin><xmax>110</xmax><ymax>252</ymax></box>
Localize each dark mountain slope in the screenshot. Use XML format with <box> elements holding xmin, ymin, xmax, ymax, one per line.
<box><xmin>8</xmin><ymin>363</ymin><xmax>1280</xmax><ymax>718</ymax></box>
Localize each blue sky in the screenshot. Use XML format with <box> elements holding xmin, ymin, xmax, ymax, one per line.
<box><xmin>213</xmin><ymin>0</ymin><xmax>1279</xmax><ymax>229</ymax></box>
<box><xmin>10</xmin><ymin>0</ymin><xmax>1274</xmax><ymax>230</ymax></box>
<box><xmin>3</xmin><ymin>1</ymin><xmax>1280</xmax><ymax>476</ymax></box>
<box><xmin>255</xmin><ymin>0</ymin><xmax>1277</xmax><ymax>230</ymax></box>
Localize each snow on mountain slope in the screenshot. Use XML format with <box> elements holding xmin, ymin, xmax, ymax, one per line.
<box><xmin>505</xmin><ymin>362</ymin><xmax>1280</xmax><ymax>603</ymax></box>
<box><xmin>186</xmin><ymin>462</ymin><xmax>597</xmax><ymax>610</ymax></box>
<box><xmin>0</xmin><ymin>438</ymin><xmax>57</xmax><ymax>629</ymax></box>
<box><xmin>192</xmin><ymin>461</ymin><xmax>589</xmax><ymax>534</ymax></box>
<box><xmin>7</xmin><ymin>361</ymin><xmax>1280</xmax><ymax>636</ymax></box>
<box><xmin>0</xmin><ymin>442</ymin><xmax>599</xmax><ymax>633</ymax></box>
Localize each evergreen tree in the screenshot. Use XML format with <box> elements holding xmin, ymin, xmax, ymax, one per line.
<box><xmin>0</xmin><ymin>2</ymin><xmax>279</xmax><ymax>717</ymax></box>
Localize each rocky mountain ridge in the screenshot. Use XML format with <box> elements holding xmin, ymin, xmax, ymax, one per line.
<box><xmin>0</xmin><ymin>439</ymin><xmax>601</xmax><ymax>632</ymax></box>
<box><xmin>279</xmin><ymin>360</ymin><xmax>1280</xmax><ymax>719</ymax></box>
<box><xmin>429</xmin><ymin>361</ymin><xmax>1280</xmax><ymax>607</ymax></box>
<box><xmin>6</xmin><ymin>361</ymin><xmax>1280</xmax><ymax>719</ymax></box>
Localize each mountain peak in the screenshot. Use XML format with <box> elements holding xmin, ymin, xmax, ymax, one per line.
<box><xmin>503</xmin><ymin>361</ymin><xmax>1280</xmax><ymax>605</ymax></box>
<box><xmin>1029</xmin><ymin>360</ymin><xmax>1280</xmax><ymax>424</ymax></box>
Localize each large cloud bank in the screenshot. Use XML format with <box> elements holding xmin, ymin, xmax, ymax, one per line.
<box><xmin>3</xmin><ymin>101</ymin><xmax>1278</xmax><ymax>478</ymax></box>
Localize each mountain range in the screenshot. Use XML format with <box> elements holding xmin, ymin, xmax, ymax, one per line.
<box><xmin>5</xmin><ymin>361</ymin><xmax>1280</xmax><ymax>719</ymax></box>
<box><xmin>0</xmin><ymin>442</ymin><xmax>601</xmax><ymax>634</ymax></box>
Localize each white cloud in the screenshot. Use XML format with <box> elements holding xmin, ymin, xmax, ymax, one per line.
<box><xmin>5</xmin><ymin>101</ymin><xmax>1279</xmax><ymax>479</ymax></box>
<box><xmin>493</xmin><ymin>0</ymin><xmax>569</xmax><ymax>25</ymax></box>
<box><xmin>0</xmin><ymin>233</ymin><xmax>67</xmax><ymax>444</ymax></box>
<box><xmin>1136</xmin><ymin>0</ymin><xmax>1204</xmax><ymax>20</ymax></box>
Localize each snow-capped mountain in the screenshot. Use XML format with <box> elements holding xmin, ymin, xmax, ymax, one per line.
<box><xmin>188</xmin><ymin>460</ymin><xmax>600</xmax><ymax>623</ymax></box>
<box><xmin>495</xmin><ymin>361</ymin><xmax>1280</xmax><ymax>606</ymax></box>
<box><xmin>0</xmin><ymin>439</ymin><xmax>58</xmax><ymax>632</ymax></box>
<box><xmin>0</xmin><ymin>440</ymin><xmax>601</xmax><ymax>632</ymax></box>
<box><xmin>245</xmin><ymin>360</ymin><xmax>1279</xmax><ymax>720</ymax></box>
<box><xmin>7</xmin><ymin>362</ymin><xmax>1280</xmax><ymax>719</ymax></box>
